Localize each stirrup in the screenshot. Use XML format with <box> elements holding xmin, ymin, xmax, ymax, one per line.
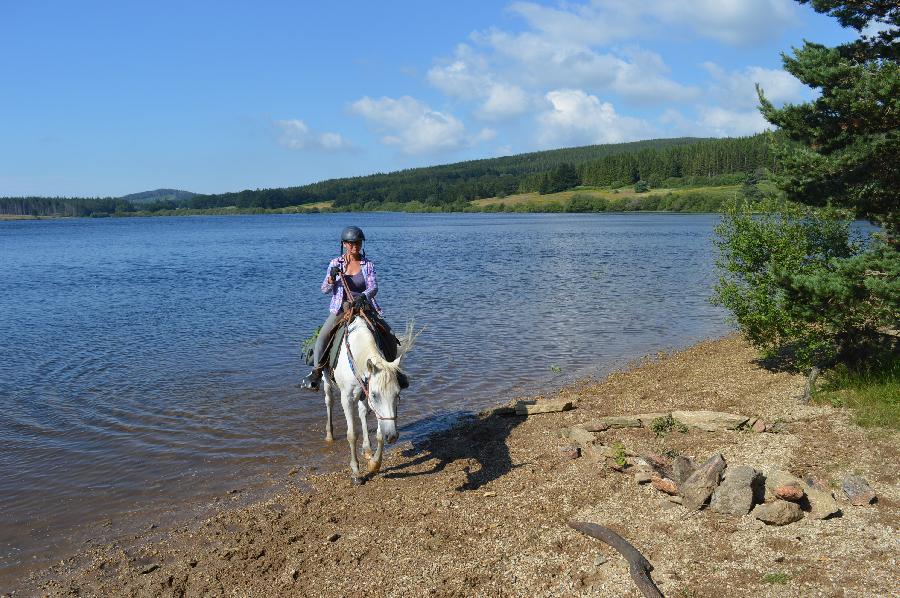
<box><xmin>298</xmin><ymin>369</ymin><xmax>322</xmax><ymax>391</ymax></box>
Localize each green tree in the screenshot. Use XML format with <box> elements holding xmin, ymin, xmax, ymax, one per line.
<box><xmin>757</xmin><ymin>0</ymin><xmax>899</xmax><ymax>234</ymax></box>
<box><xmin>715</xmin><ymin>0</ymin><xmax>899</xmax><ymax>370</ymax></box>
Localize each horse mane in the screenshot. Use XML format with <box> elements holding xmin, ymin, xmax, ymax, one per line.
<box><xmin>348</xmin><ymin>318</ymin><xmax>419</xmax><ymax>393</ymax></box>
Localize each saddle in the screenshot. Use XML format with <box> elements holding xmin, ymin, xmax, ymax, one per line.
<box><xmin>304</xmin><ymin>307</ymin><xmax>400</xmax><ymax>370</ymax></box>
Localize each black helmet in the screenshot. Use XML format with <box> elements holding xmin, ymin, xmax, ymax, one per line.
<box><xmin>341</xmin><ymin>226</ymin><xmax>365</xmax><ymax>243</ymax></box>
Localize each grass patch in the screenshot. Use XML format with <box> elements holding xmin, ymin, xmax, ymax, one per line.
<box><xmin>761</xmin><ymin>572</ymin><xmax>791</xmax><ymax>584</ymax></box>
<box><xmin>813</xmin><ymin>355</ymin><xmax>900</xmax><ymax>430</ymax></box>
<box><xmin>650</xmin><ymin>414</ymin><xmax>689</xmax><ymax>437</ymax></box>
<box><xmin>612</xmin><ymin>442</ymin><xmax>628</xmax><ymax>468</ymax></box>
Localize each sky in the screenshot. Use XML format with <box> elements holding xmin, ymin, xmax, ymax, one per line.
<box><xmin>0</xmin><ymin>0</ymin><xmax>863</xmax><ymax>198</ymax></box>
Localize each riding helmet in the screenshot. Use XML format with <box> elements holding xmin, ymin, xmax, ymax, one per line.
<box><xmin>341</xmin><ymin>226</ymin><xmax>365</xmax><ymax>243</ymax></box>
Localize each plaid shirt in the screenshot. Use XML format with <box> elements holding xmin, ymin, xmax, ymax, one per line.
<box><xmin>321</xmin><ymin>256</ymin><xmax>383</xmax><ymax>315</ymax></box>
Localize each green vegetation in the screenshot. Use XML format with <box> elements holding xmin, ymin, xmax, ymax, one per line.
<box><xmin>713</xmin><ymin>0</ymin><xmax>898</xmax><ymax>426</ymax></box>
<box><xmin>650</xmin><ymin>414</ymin><xmax>689</xmax><ymax>437</ymax></box>
<box><xmin>612</xmin><ymin>442</ymin><xmax>628</xmax><ymax>468</ymax></box>
<box><xmin>1</xmin><ymin>135</ymin><xmax>773</xmax><ymax>217</ymax></box>
<box><xmin>761</xmin><ymin>572</ymin><xmax>791</xmax><ymax>585</ymax></box>
<box><xmin>814</xmin><ymin>357</ymin><xmax>900</xmax><ymax>429</ymax></box>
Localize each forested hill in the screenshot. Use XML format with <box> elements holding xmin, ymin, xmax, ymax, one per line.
<box><xmin>120</xmin><ymin>189</ymin><xmax>197</xmax><ymax>204</ymax></box>
<box><xmin>1</xmin><ymin>134</ymin><xmax>773</xmax><ymax>216</ymax></box>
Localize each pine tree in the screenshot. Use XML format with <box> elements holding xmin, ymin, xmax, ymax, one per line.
<box><xmin>758</xmin><ymin>0</ymin><xmax>899</xmax><ymax>235</ymax></box>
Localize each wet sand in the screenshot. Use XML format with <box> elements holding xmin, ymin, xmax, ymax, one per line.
<box><xmin>18</xmin><ymin>335</ymin><xmax>900</xmax><ymax>597</ymax></box>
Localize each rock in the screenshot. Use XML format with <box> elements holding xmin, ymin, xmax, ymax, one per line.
<box><xmin>139</xmin><ymin>563</ymin><xmax>160</xmax><ymax>575</ymax></box>
<box><xmin>710</xmin><ymin>465</ymin><xmax>757</xmax><ymax>515</ymax></box>
<box><xmin>593</xmin><ymin>555</ymin><xmax>608</xmax><ymax>566</ymax></box>
<box><xmin>672</xmin><ymin>456</ymin><xmax>696</xmax><ymax>485</ymax></box>
<box><xmin>752</xmin><ymin>419</ymin><xmax>767</xmax><ymax>433</ymax></box>
<box><xmin>578</xmin><ymin>415</ymin><xmax>642</xmax><ymax>431</ymax></box>
<box><xmin>515</xmin><ymin>400</ymin><xmax>574</xmax><ymax>415</ymax></box>
<box><xmin>634</xmin><ymin>471</ymin><xmax>652</xmax><ymax>484</ymax></box>
<box><xmin>559</xmin><ymin>445</ymin><xmax>581</xmax><ymax>459</ymax></box>
<box><xmin>327</xmin><ymin>533</ymin><xmax>340</xmax><ymax>542</ymax></box>
<box><xmin>644</xmin><ymin>453</ymin><xmax>673</xmax><ymax>478</ymax></box>
<box><xmin>766</xmin><ymin>421</ymin><xmax>787</xmax><ymax>434</ymax></box>
<box><xmin>657</xmin><ymin>498</ymin><xmax>681</xmax><ymax>511</ymax></box>
<box><xmin>842</xmin><ymin>475</ymin><xmax>876</xmax><ymax>506</ymax></box>
<box><xmin>635</xmin><ymin>412</ymin><xmax>670</xmax><ymax>426</ymax></box>
<box><xmin>480</xmin><ymin>405</ymin><xmax>516</xmax><ymax>417</ymax></box>
<box><xmin>753</xmin><ymin>501</ymin><xmax>803</xmax><ymax>526</ymax></box>
<box><xmin>804</xmin><ymin>481</ymin><xmax>842</xmax><ymax>520</ymax></box>
<box><xmin>561</xmin><ymin>426</ymin><xmax>596</xmax><ymax>446</ymax></box>
<box><xmin>805</xmin><ymin>475</ymin><xmax>830</xmax><ymax>493</ymax></box>
<box><xmin>764</xmin><ymin>470</ymin><xmax>805</xmax><ymax>502</ymax></box>
<box><xmin>665</xmin><ymin>495</ymin><xmax>683</xmax><ymax>504</ymax></box>
<box><xmin>774</xmin><ymin>484</ymin><xmax>804</xmax><ymax>502</ymax></box>
<box><xmin>283</xmin><ymin>566</ymin><xmax>299</xmax><ymax>584</ymax></box>
<box><xmin>651</xmin><ymin>478</ymin><xmax>678</xmax><ymax>495</ymax></box>
<box><xmin>681</xmin><ymin>452</ymin><xmax>727</xmax><ymax>511</ymax></box>
<box><xmin>671</xmin><ymin>410</ymin><xmax>750</xmax><ymax>431</ymax></box>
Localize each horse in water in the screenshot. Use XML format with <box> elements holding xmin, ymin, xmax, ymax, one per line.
<box><xmin>322</xmin><ymin>317</ymin><xmax>415</xmax><ymax>485</ymax></box>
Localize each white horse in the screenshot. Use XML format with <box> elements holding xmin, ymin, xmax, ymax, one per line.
<box><xmin>322</xmin><ymin>317</ymin><xmax>415</xmax><ymax>485</ymax></box>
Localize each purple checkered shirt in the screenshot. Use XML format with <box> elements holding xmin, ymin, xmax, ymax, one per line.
<box><xmin>321</xmin><ymin>256</ymin><xmax>383</xmax><ymax>315</ymax></box>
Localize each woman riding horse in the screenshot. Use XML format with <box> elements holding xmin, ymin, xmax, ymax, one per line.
<box><xmin>300</xmin><ymin>225</ymin><xmax>389</xmax><ymax>390</ymax></box>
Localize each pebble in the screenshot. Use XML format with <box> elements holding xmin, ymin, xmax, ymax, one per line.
<box><xmin>594</xmin><ymin>555</ymin><xmax>608</xmax><ymax>566</ymax></box>
<box><xmin>327</xmin><ymin>533</ymin><xmax>340</xmax><ymax>542</ymax></box>
<box><xmin>842</xmin><ymin>475</ymin><xmax>876</xmax><ymax>506</ymax></box>
<box><xmin>752</xmin><ymin>419</ymin><xmax>767</xmax><ymax>433</ymax></box>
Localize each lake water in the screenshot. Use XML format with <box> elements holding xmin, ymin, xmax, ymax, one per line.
<box><xmin>0</xmin><ymin>212</ymin><xmax>732</xmax><ymax>587</ymax></box>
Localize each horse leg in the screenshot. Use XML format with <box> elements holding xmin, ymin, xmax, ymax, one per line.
<box><xmin>367</xmin><ymin>424</ymin><xmax>385</xmax><ymax>476</ymax></box>
<box><xmin>323</xmin><ymin>376</ymin><xmax>336</xmax><ymax>443</ymax></box>
<box><xmin>340</xmin><ymin>391</ymin><xmax>363</xmax><ymax>485</ymax></box>
<box><xmin>357</xmin><ymin>399</ymin><xmax>373</xmax><ymax>460</ymax></box>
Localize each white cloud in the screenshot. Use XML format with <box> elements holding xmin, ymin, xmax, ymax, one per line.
<box><xmin>697</xmin><ymin>106</ymin><xmax>772</xmax><ymax>137</ymax></box>
<box><xmin>275</xmin><ymin>119</ymin><xmax>352</xmax><ymax>151</ymax></box>
<box><xmin>704</xmin><ymin>63</ymin><xmax>807</xmax><ymax>109</ymax></box>
<box><xmin>536</xmin><ymin>89</ymin><xmax>654</xmax><ymax>148</ymax></box>
<box><xmin>349</xmin><ymin>95</ymin><xmax>493</xmax><ymax>155</ymax></box>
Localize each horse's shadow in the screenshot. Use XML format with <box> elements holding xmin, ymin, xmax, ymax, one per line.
<box><xmin>380</xmin><ymin>409</ymin><xmax>525</xmax><ymax>492</ymax></box>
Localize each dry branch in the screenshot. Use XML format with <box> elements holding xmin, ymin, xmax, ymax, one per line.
<box><xmin>569</xmin><ymin>521</ymin><xmax>664</xmax><ymax>598</ymax></box>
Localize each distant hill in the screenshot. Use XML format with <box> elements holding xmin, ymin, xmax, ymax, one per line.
<box><xmin>119</xmin><ymin>189</ymin><xmax>196</xmax><ymax>204</ymax></box>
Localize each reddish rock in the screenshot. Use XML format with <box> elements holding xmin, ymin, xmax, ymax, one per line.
<box><xmin>559</xmin><ymin>445</ymin><xmax>581</xmax><ymax>460</ymax></box>
<box><xmin>752</xmin><ymin>419</ymin><xmax>766</xmax><ymax>433</ymax></box>
<box><xmin>774</xmin><ymin>484</ymin><xmax>804</xmax><ymax>502</ymax></box>
<box><xmin>651</xmin><ymin>477</ymin><xmax>679</xmax><ymax>495</ymax></box>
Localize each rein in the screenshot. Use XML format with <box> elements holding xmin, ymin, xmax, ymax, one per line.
<box><xmin>335</xmin><ymin>264</ymin><xmax>396</xmax><ymax>422</ymax></box>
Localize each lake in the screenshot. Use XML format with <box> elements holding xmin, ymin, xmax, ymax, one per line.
<box><xmin>0</xmin><ymin>212</ymin><xmax>732</xmax><ymax>587</ymax></box>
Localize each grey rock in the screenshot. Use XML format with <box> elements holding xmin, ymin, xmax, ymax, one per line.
<box><xmin>766</xmin><ymin>421</ymin><xmax>788</xmax><ymax>434</ymax></box>
<box><xmin>671</xmin><ymin>410</ymin><xmax>750</xmax><ymax>432</ymax></box>
<box><xmin>515</xmin><ymin>400</ymin><xmax>573</xmax><ymax>415</ymax></box>
<box><xmin>561</xmin><ymin>426</ymin><xmax>597</xmax><ymax>446</ymax></box>
<box><xmin>805</xmin><ymin>482</ymin><xmax>842</xmax><ymax>520</ymax></box>
<box><xmin>594</xmin><ymin>555</ymin><xmax>608</xmax><ymax>566</ymax></box>
<box><xmin>710</xmin><ymin>465</ymin><xmax>758</xmax><ymax>515</ymax></box>
<box><xmin>579</xmin><ymin>415</ymin><xmax>643</xmax><ymax>430</ymax></box>
<box><xmin>681</xmin><ymin>452</ymin><xmax>726</xmax><ymax>511</ymax></box>
<box><xmin>842</xmin><ymin>475</ymin><xmax>876</xmax><ymax>506</ymax></box>
<box><xmin>753</xmin><ymin>501</ymin><xmax>803</xmax><ymax>526</ymax></box>
<box><xmin>672</xmin><ymin>456</ymin><xmax>696</xmax><ymax>485</ymax></box>
<box><xmin>634</xmin><ymin>471</ymin><xmax>652</xmax><ymax>484</ymax></box>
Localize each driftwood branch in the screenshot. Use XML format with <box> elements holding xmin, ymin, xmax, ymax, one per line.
<box><xmin>801</xmin><ymin>366</ymin><xmax>820</xmax><ymax>404</ymax></box>
<box><xmin>569</xmin><ymin>521</ymin><xmax>664</xmax><ymax>598</ymax></box>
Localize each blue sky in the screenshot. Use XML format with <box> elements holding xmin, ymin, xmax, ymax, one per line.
<box><xmin>1</xmin><ymin>1</ymin><xmax>861</xmax><ymax>197</ymax></box>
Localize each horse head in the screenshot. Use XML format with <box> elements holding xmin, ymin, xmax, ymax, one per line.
<box><xmin>365</xmin><ymin>355</ymin><xmax>406</xmax><ymax>444</ymax></box>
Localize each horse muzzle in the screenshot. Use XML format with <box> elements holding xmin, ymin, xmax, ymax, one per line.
<box><xmin>380</xmin><ymin>420</ymin><xmax>399</xmax><ymax>444</ymax></box>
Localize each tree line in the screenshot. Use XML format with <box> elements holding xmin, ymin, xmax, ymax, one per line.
<box><xmin>1</xmin><ymin>135</ymin><xmax>773</xmax><ymax>217</ymax></box>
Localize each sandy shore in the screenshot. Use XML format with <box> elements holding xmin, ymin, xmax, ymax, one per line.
<box><xmin>19</xmin><ymin>335</ymin><xmax>899</xmax><ymax>597</ymax></box>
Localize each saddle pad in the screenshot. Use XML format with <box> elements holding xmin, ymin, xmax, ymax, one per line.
<box><xmin>325</xmin><ymin>316</ymin><xmax>399</xmax><ymax>370</ymax></box>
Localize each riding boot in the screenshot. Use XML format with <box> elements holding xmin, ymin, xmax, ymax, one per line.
<box><xmin>299</xmin><ymin>367</ymin><xmax>323</xmax><ymax>391</ymax></box>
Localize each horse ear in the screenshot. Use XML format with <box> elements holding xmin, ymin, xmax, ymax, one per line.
<box><xmin>366</xmin><ymin>357</ymin><xmax>381</xmax><ymax>374</ymax></box>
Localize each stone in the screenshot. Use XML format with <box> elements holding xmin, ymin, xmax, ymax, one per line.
<box><xmin>671</xmin><ymin>410</ymin><xmax>750</xmax><ymax>432</ymax></box>
<box><xmin>672</xmin><ymin>456</ymin><xmax>696</xmax><ymax>485</ymax></box>
<box><xmin>766</xmin><ymin>421</ymin><xmax>787</xmax><ymax>434</ymax></box>
<box><xmin>593</xmin><ymin>555</ymin><xmax>608</xmax><ymax>566</ymax></box>
<box><xmin>558</xmin><ymin>445</ymin><xmax>581</xmax><ymax>460</ymax></box>
<box><xmin>752</xmin><ymin>419</ymin><xmax>767</xmax><ymax>433</ymax></box>
<box><xmin>327</xmin><ymin>533</ymin><xmax>340</xmax><ymax>542</ymax></box>
<box><xmin>774</xmin><ymin>485</ymin><xmax>804</xmax><ymax>502</ymax></box>
<box><xmin>665</xmin><ymin>495</ymin><xmax>683</xmax><ymax>504</ymax></box>
<box><xmin>657</xmin><ymin>498</ymin><xmax>680</xmax><ymax>511</ymax></box>
<box><xmin>681</xmin><ymin>452</ymin><xmax>727</xmax><ymax>511</ymax></box>
<box><xmin>634</xmin><ymin>471</ymin><xmax>652</xmax><ymax>484</ymax></box>
<box><xmin>804</xmin><ymin>482</ymin><xmax>842</xmax><ymax>520</ymax></box>
<box><xmin>764</xmin><ymin>470</ymin><xmax>805</xmax><ymax>502</ymax></box>
<box><xmin>481</xmin><ymin>405</ymin><xmax>516</xmax><ymax>417</ymax></box>
<box><xmin>753</xmin><ymin>501</ymin><xmax>803</xmax><ymax>526</ymax></box>
<box><xmin>710</xmin><ymin>465</ymin><xmax>758</xmax><ymax>515</ymax></box>
<box><xmin>515</xmin><ymin>400</ymin><xmax>574</xmax><ymax>415</ymax></box>
<box><xmin>578</xmin><ymin>415</ymin><xmax>642</xmax><ymax>431</ymax></box>
<box><xmin>635</xmin><ymin>412</ymin><xmax>670</xmax><ymax>426</ymax></box>
<box><xmin>842</xmin><ymin>475</ymin><xmax>876</xmax><ymax>506</ymax></box>
<box><xmin>561</xmin><ymin>426</ymin><xmax>597</xmax><ymax>446</ymax></box>
<box><xmin>651</xmin><ymin>477</ymin><xmax>678</xmax><ymax>495</ymax></box>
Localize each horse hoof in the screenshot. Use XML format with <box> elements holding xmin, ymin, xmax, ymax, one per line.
<box><xmin>367</xmin><ymin>461</ymin><xmax>381</xmax><ymax>475</ymax></box>
<box><xmin>351</xmin><ymin>476</ymin><xmax>365</xmax><ymax>486</ymax></box>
